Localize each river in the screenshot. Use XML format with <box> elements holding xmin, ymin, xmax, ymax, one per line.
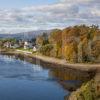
<box><xmin>0</xmin><ymin>55</ymin><xmax>83</xmax><ymax>100</ymax></box>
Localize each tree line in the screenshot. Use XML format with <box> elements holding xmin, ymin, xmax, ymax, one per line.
<box><xmin>36</xmin><ymin>25</ymin><xmax>100</xmax><ymax>63</ymax></box>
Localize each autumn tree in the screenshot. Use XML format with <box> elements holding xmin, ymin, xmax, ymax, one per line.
<box><xmin>49</xmin><ymin>29</ymin><xmax>62</xmax><ymax>58</ymax></box>
<box><xmin>36</xmin><ymin>36</ymin><xmax>44</xmax><ymax>47</ymax></box>
<box><xmin>37</xmin><ymin>25</ymin><xmax>100</xmax><ymax>63</ymax></box>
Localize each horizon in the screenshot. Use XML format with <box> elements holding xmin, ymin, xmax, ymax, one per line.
<box><xmin>0</xmin><ymin>0</ymin><xmax>100</xmax><ymax>34</ymax></box>
<box><xmin>0</xmin><ymin>24</ymin><xmax>100</xmax><ymax>35</ymax></box>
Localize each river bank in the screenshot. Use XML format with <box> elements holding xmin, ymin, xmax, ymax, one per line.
<box><xmin>0</xmin><ymin>48</ymin><xmax>100</xmax><ymax>100</ymax></box>
<box><xmin>1</xmin><ymin>49</ymin><xmax>100</xmax><ymax>71</ymax></box>
<box><xmin>68</xmin><ymin>72</ymin><xmax>100</xmax><ymax>100</ymax></box>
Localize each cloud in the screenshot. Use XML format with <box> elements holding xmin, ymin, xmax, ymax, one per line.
<box><xmin>0</xmin><ymin>0</ymin><xmax>100</xmax><ymax>34</ymax></box>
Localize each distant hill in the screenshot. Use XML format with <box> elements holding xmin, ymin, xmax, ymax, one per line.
<box><xmin>0</xmin><ymin>30</ymin><xmax>51</xmax><ymax>40</ymax></box>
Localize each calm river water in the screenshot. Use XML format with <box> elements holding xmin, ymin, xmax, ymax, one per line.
<box><xmin>0</xmin><ymin>55</ymin><xmax>82</xmax><ymax>100</ymax></box>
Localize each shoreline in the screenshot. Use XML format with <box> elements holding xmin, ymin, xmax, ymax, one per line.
<box><xmin>0</xmin><ymin>50</ymin><xmax>100</xmax><ymax>80</ymax></box>
<box><xmin>0</xmin><ymin>49</ymin><xmax>100</xmax><ymax>72</ymax></box>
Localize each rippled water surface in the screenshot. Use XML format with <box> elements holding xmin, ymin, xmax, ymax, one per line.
<box><xmin>0</xmin><ymin>55</ymin><xmax>71</xmax><ymax>100</ymax></box>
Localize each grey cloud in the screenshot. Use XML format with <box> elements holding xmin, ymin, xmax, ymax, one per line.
<box><xmin>0</xmin><ymin>0</ymin><xmax>100</xmax><ymax>33</ymax></box>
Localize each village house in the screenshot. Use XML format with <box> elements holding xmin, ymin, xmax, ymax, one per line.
<box><xmin>24</xmin><ymin>41</ymin><xmax>33</xmax><ymax>49</ymax></box>
<box><xmin>24</xmin><ymin>41</ymin><xmax>28</xmax><ymax>49</ymax></box>
<box><xmin>11</xmin><ymin>44</ymin><xmax>20</xmax><ymax>49</ymax></box>
<box><xmin>33</xmin><ymin>46</ymin><xmax>37</xmax><ymax>52</ymax></box>
<box><xmin>4</xmin><ymin>42</ymin><xmax>11</xmax><ymax>48</ymax></box>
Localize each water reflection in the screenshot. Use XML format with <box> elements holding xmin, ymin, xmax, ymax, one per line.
<box><xmin>49</xmin><ymin>69</ymin><xmax>83</xmax><ymax>91</ymax></box>
<box><xmin>0</xmin><ymin>55</ymin><xmax>88</xmax><ymax>100</ymax></box>
<box><xmin>49</xmin><ymin>68</ymin><xmax>90</xmax><ymax>81</ymax></box>
<box><xmin>0</xmin><ymin>55</ymin><xmax>87</xmax><ymax>89</ymax></box>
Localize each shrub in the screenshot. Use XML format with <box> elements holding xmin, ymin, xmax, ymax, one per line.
<box><xmin>39</xmin><ymin>44</ymin><xmax>53</xmax><ymax>56</ymax></box>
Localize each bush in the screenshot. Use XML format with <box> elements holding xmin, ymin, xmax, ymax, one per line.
<box><xmin>39</xmin><ymin>44</ymin><xmax>53</xmax><ymax>56</ymax></box>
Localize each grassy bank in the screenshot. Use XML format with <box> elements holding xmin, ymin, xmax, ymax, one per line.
<box><xmin>68</xmin><ymin>73</ymin><xmax>100</xmax><ymax>100</ymax></box>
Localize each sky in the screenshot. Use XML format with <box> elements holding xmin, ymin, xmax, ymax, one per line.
<box><xmin>0</xmin><ymin>0</ymin><xmax>100</xmax><ymax>34</ymax></box>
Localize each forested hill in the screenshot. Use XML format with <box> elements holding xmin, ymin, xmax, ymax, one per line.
<box><xmin>0</xmin><ymin>30</ymin><xmax>51</xmax><ymax>40</ymax></box>
<box><xmin>36</xmin><ymin>25</ymin><xmax>100</xmax><ymax>63</ymax></box>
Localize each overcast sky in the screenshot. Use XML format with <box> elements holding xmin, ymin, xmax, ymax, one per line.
<box><xmin>0</xmin><ymin>0</ymin><xmax>100</xmax><ymax>34</ymax></box>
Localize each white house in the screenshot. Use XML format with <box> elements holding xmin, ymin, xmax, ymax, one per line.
<box><xmin>24</xmin><ymin>41</ymin><xmax>29</xmax><ymax>49</ymax></box>
<box><xmin>33</xmin><ymin>46</ymin><xmax>37</xmax><ymax>52</ymax></box>
<box><xmin>24</xmin><ymin>41</ymin><xmax>33</xmax><ymax>49</ymax></box>
<box><xmin>11</xmin><ymin>44</ymin><xmax>20</xmax><ymax>49</ymax></box>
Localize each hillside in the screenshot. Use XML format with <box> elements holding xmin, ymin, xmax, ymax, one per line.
<box><xmin>0</xmin><ymin>30</ymin><xmax>51</xmax><ymax>40</ymax></box>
